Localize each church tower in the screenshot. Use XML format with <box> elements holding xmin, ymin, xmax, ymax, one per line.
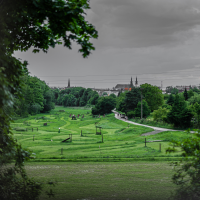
<box><xmin>130</xmin><ymin>77</ymin><xmax>133</xmax><ymax>88</ymax></box>
<box><xmin>135</xmin><ymin>76</ymin><xmax>138</xmax><ymax>87</ymax></box>
<box><xmin>68</xmin><ymin>78</ymin><xmax>70</xmax><ymax>88</ymax></box>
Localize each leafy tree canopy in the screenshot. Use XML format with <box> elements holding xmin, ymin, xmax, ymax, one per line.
<box><xmin>152</xmin><ymin>107</ymin><xmax>169</xmax><ymax>122</ymax></box>
<box><xmin>167</xmin><ymin>94</ymin><xmax>175</xmax><ymax>106</ymax></box>
<box><xmin>124</xmin><ymin>87</ymin><xmax>141</xmax><ymax>114</ymax></box>
<box><xmin>92</xmin><ymin>97</ymin><xmax>116</xmax><ymax>115</ymax></box>
<box><xmin>167</xmin><ymin>94</ymin><xmax>193</xmax><ymax>128</ymax></box>
<box><xmin>109</xmin><ymin>93</ymin><xmax>117</xmax><ymax>98</ymax></box>
<box><xmin>140</xmin><ymin>83</ymin><xmax>164</xmax><ymax>111</ymax></box>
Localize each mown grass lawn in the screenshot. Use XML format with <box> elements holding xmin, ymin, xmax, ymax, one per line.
<box><xmin>25</xmin><ymin>161</ymin><xmax>177</xmax><ymax>200</ymax></box>
<box><xmin>11</xmin><ymin>106</ymin><xmax>194</xmax><ymax>161</ymax></box>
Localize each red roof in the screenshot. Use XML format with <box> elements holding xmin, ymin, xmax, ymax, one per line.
<box><xmin>124</xmin><ymin>88</ymin><xmax>131</xmax><ymax>91</ymax></box>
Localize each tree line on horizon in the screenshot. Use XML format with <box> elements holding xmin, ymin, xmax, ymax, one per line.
<box><xmin>10</xmin><ymin>72</ymin><xmax>200</xmax><ymax>130</ymax></box>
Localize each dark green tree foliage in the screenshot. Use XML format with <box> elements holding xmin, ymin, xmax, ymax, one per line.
<box><xmin>79</xmin><ymin>88</ymin><xmax>86</xmax><ymax>97</ymax></box>
<box><xmin>166</xmin><ymin>86</ymin><xmax>179</xmax><ymax>94</ymax></box>
<box><xmin>152</xmin><ymin>107</ymin><xmax>169</xmax><ymax>122</ymax></box>
<box><xmin>92</xmin><ymin>96</ymin><xmax>116</xmax><ymax>115</ymax></box>
<box><xmin>133</xmin><ymin>100</ymin><xmax>151</xmax><ymax>118</ymax></box>
<box><xmin>167</xmin><ymin>94</ymin><xmax>193</xmax><ymax>128</ymax></box>
<box><xmin>52</xmin><ymin>88</ymin><xmax>60</xmax><ymax>104</ymax></box>
<box><xmin>14</xmin><ymin>75</ymin><xmax>55</xmax><ymax>116</ymax></box>
<box><xmin>62</xmin><ymin>93</ymin><xmax>76</xmax><ymax>107</ymax></box>
<box><xmin>188</xmin><ymin>90</ymin><xmax>194</xmax><ymax>99</ymax></box>
<box><xmin>90</xmin><ymin>93</ymin><xmax>99</xmax><ymax>105</ymax></box>
<box><xmin>57</xmin><ymin>87</ymin><xmax>99</xmax><ymax>107</ymax></box>
<box><xmin>109</xmin><ymin>93</ymin><xmax>117</xmax><ymax>98</ymax></box>
<box><xmin>192</xmin><ymin>87</ymin><xmax>200</xmax><ymax>94</ymax></box>
<box><xmin>167</xmin><ymin>94</ymin><xmax>175</xmax><ymax>106</ymax></box>
<box><xmin>80</xmin><ymin>88</ymin><xmax>93</xmax><ymax>106</ymax></box>
<box><xmin>0</xmin><ymin>0</ymin><xmax>98</xmax><ymax>199</ymax></box>
<box><xmin>171</xmin><ymin>87</ymin><xmax>179</xmax><ymax>94</ymax></box>
<box><xmin>188</xmin><ymin>94</ymin><xmax>200</xmax><ymax>105</ymax></box>
<box><xmin>124</xmin><ymin>87</ymin><xmax>141</xmax><ymax>114</ymax></box>
<box><xmin>116</xmin><ymin>92</ymin><xmax>127</xmax><ymax>113</ymax></box>
<box><xmin>163</xmin><ymin>93</ymin><xmax>169</xmax><ymax>100</ymax></box>
<box><xmin>140</xmin><ymin>83</ymin><xmax>164</xmax><ymax>111</ymax></box>
<box><xmin>42</xmin><ymin>89</ymin><xmax>55</xmax><ymax>112</ymax></box>
<box><xmin>184</xmin><ymin>88</ymin><xmax>189</xmax><ymax>101</ymax></box>
<box><xmin>189</xmin><ymin>102</ymin><xmax>200</xmax><ymax>128</ymax></box>
<box><xmin>166</xmin><ymin>130</ymin><xmax>200</xmax><ymax>200</ymax></box>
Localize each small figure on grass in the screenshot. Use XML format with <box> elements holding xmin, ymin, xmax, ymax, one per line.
<box><xmin>72</xmin><ymin>115</ymin><xmax>76</xmax><ymax>120</ymax></box>
<box><xmin>58</xmin><ymin>128</ymin><xmax>60</xmax><ymax>133</ymax></box>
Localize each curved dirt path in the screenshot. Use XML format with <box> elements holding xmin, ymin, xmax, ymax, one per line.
<box><xmin>112</xmin><ymin>111</ymin><xmax>181</xmax><ymax>136</ymax></box>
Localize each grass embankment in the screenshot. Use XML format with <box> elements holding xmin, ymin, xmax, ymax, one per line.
<box><xmin>25</xmin><ymin>161</ymin><xmax>177</xmax><ymax>200</ymax></box>
<box><xmin>11</xmin><ymin>106</ymin><xmax>193</xmax><ymax>161</ymax></box>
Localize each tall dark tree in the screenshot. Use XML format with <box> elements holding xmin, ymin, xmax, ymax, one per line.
<box><xmin>167</xmin><ymin>94</ymin><xmax>175</xmax><ymax>106</ymax></box>
<box><xmin>167</xmin><ymin>94</ymin><xmax>193</xmax><ymax>128</ymax></box>
<box><xmin>124</xmin><ymin>87</ymin><xmax>141</xmax><ymax>114</ymax></box>
<box><xmin>184</xmin><ymin>88</ymin><xmax>189</xmax><ymax>101</ymax></box>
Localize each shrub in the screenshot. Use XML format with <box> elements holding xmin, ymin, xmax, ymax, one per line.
<box><xmin>127</xmin><ymin>111</ymin><xmax>134</xmax><ymax>119</ymax></box>
<box><xmin>14</xmin><ymin>127</ymin><xmax>26</xmax><ymax>131</ymax></box>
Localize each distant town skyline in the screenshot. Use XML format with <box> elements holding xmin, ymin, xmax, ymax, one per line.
<box><xmin>14</xmin><ymin>0</ymin><xmax>200</xmax><ymax>89</ymax></box>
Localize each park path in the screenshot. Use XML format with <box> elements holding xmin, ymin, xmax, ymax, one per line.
<box><xmin>112</xmin><ymin>111</ymin><xmax>181</xmax><ymax>136</ymax></box>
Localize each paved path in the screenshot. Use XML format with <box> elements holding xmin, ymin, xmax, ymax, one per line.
<box><xmin>112</xmin><ymin>111</ymin><xmax>182</xmax><ymax>136</ymax></box>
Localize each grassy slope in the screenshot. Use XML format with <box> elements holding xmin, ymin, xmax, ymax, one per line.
<box><xmin>12</xmin><ymin>107</ymin><xmax>193</xmax><ymax>199</ymax></box>
<box><xmin>12</xmin><ymin>106</ymin><xmax>194</xmax><ymax>161</ymax></box>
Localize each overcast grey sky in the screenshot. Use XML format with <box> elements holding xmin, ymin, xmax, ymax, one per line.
<box><xmin>14</xmin><ymin>0</ymin><xmax>200</xmax><ymax>89</ymax></box>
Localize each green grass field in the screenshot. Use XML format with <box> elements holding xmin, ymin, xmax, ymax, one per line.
<box><xmin>12</xmin><ymin>106</ymin><xmax>193</xmax><ymax>161</ymax></box>
<box><xmin>11</xmin><ymin>106</ymin><xmax>195</xmax><ymax>199</ymax></box>
<box><xmin>25</xmin><ymin>161</ymin><xmax>177</xmax><ymax>200</ymax></box>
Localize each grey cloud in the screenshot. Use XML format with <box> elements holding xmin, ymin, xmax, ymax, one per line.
<box><xmin>88</xmin><ymin>0</ymin><xmax>200</xmax><ymax>48</ymax></box>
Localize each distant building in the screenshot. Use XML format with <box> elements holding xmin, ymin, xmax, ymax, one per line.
<box><xmin>165</xmin><ymin>85</ymin><xmax>198</xmax><ymax>94</ymax></box>
<box><xmin>115</xmin><ymin>77</ymin><xmax>138</xmax><ymax>91</ymax></box>
<box><xmin>91</xmin><ymin>88</ymin><xmax>119</xmax><ymax>96</ymax></box>
<box><xmin>115</xmin><ymin>84</ymin><xmax>131</xmax><ymax>90</ymax></box>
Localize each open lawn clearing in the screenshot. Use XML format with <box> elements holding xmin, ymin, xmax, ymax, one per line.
<box><xmin>12</xmin><ymin>107</ymin><xmax>195</xmax><ymax>161</ymax></box>
<box><xmin>24</xmin><ymin>161</ymin><xmax>177</xmax><ymax>200</ymax></box>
